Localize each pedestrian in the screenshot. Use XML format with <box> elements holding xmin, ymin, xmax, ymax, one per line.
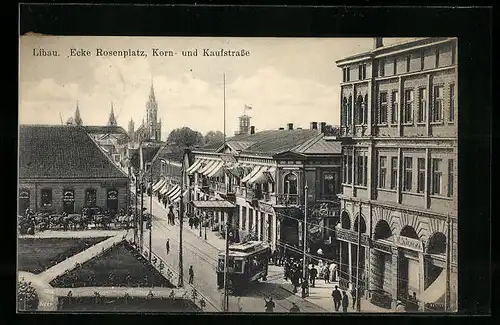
<box><xmin>324</xmin><ymin>265</ymin><xmax>331</xmax><ymax>284</ymax></box>
<box><xmin>301</xmin><ymin>277</ymin><xmax>309</xmax><ymax>298</ymax></box>
<box><xmin>289</xmin><ymin>302</ymin><xmax>300</xmax><ymax>313</ymax></box>
<box><xmin>341</xmin><ymin>290</ymin><xmax>349</xmax><ymax>313</ymax></box>
<box><xmin>166</xmin><ymin>238</ymin><xmax>170</xmax><ymax>255</ymax></box>
<box><xmin>264</xmin><ymin>297</ymin><xmax>275</xmax><ymax>312</ymax></box>
<box><xmin>188</xmin><ymin>265</ymin><xmax>194</xmax><ymax>284</ymax></box>
<box><xmin>310</xmin><ymin>265</ymin><xmax>318</xmax><ymax>287</ymax></box>
<box><xmin>330</xmin><ymin>263</ymin><xmax>337</xmax><ymax>282</ymax></box>
<box><xmin>331</xmin><ymin>285</ymin><xmax>342</xmax><ymax>311</ymax></box>
<box><xmin>350</xmin><ymin>287</ymin><xmax>357</xmax><ymax>310</ymax></box>
<box><xmin>395</xmin><ymin>300</ymin><xmax>406</xmax><ymax>312</ymax></box>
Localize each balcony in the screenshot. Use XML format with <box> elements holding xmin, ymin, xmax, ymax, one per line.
<box><xmin>276</xmin><ymin>194</ymin><xmax>300</xmax><ymax>206</ymax></box>
<box><xmin>209</xmin><ymin>182</ymin><xmax>234</xmax><ymax>194</ymax></box>
<box><xmin>245</xmin><ymin>188</ymin><xmax>263</xmax><ymax>202</ymax></box>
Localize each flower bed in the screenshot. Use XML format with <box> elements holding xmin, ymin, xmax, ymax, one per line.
<box><xmin>57</xmin><ymin>296</ymin><xmax>201</xmax><ymax>312</ymax></box>
<box><xmin>49</xmin><ymin>240</ymin><xmax>175</xmax><ymax>288</ymax></box>
<box><xmin>18</xmin><ymin>237</ymin><xmax>110</xmax><ymax>274</ymax></box>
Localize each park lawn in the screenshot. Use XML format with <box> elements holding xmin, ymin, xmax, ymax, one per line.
<box><xmin>57</xmin><ymin>296</ymin><xmax>201</xmax><ymax>312</ymax></box>
<box><xmin>18</xmin><ymin>237</ymin><xmax>110</xmax><ymax>274</ymax></box>
<box><xmin>50</xmin><ymin>241</ymin><xmax>174</xmax><ymax>288</ymax></box>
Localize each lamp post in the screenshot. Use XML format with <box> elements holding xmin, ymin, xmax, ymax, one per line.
<box><xmin>149</xmin><ymin>162</ymin><xmax>153</xmax><ymax>263</ymax></box>
<box><xmin>178</xmin><ymin>161</ymin><xmax>185</xmax><ymax>288</ymax></box>
<box><xmin>355</xmin><ymin>204</ymin><xmax>362</xmax><ymax>312</ymax></box>
<box><xmin>302</xmin><ymin>184</ymin><xmax>308</xmax><ymax>281</ymax></box>
<box><xmin>134</xmin><ymin>174</ymin><xmax>139</xmax><ymax>246</ymax></box>
<box><xmin>140</xmin><ymin>173</ymin><xmax>144</xmax><ymax>251</ymax></box>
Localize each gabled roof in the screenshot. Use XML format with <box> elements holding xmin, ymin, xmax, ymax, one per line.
<box><xmin>152</xmin><ymin>145</ymin><xmax>184</xmax><ymax>163</ymax></box>
<box><xmin>84</xmin><ymin>125</ymin><xmax>128</xmax><ymax>136</ymax></box>
<box><xmin>19</xmin><ymin>125</ymin><xmax>128</xmax><ymax>179</ymax></box>
<box><xmin>130</xmin><ymin>145</ymin><xmax>162</xmax><ymax>169</ymax></box>
<box><xmin>239</xmin><ymin>129</ymin><xmax>321</xmax><ymax>156</ymax></box>
<box><xmin>198</xmin><ymin>141</ymin><xmax>224</xmax><ymax>152</ymax></box>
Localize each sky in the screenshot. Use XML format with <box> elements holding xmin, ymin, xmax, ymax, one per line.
<box><xmin>19</xmin><ymin>36</ymin><xmax>414</xmax><ymax>138</ymax></box>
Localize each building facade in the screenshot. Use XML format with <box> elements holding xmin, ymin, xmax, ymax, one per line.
<box><xmin>18</xmin><ymin>125</ymin><xmax>129</xmax><ymax>216</ymax></box>
<box><xmin>85</xmin><ymin>125</ymin><xmax>129</xmax><ymax>169</ymax></box>
<box><xmin>335</xmin><ymin>37</ymin><xmax>458</xmax><ymax>311</ymax></box>
<box><xmin>186</xmin><ymin>123</ymin><xmax>343</xmax><ymax>258</ymax></box>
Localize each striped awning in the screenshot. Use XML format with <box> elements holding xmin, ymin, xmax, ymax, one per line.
<box><xmin>206</xmin><ymin>161</ymin><xmax>224</xmax><ymax>178</ymax></box>
<box><xmin>247</xmin><ymin>166</ymin><xmax>270</xmax><ymax>185</ymax></box>
<box><xmin>186</xmin><ymin>159</ymin><xmax>204</xmax><ymax>174</ymax></box>
<box><xmin>159</xmin><ymin>182</ymin><xmax>170</xmax><ymax>195</ymax></box>
<box><xmin>153</xmin><ymin>178</ymin><xmax>166</xmax><ymax>191</ymax></box>
<box><xmin>168</xmin><ymin>185</ymin><xmax>181</xmax><ymax>200</ymax></box>
<box><xmin>241</xmin><ymin>165</ymin><xmax>264</xmax><ymax>183</ymax></box>
<box><xmin>198</xmin><ymin>160</ymin><xmax>216</xmax><ymax>174</ymax></box>
<box><xmin>166</xmin><ymin>184</ymin><xmax>180</xmax><ymax>197</ymax></box>
<box><xmin>173</xmin><ymin>189</ymin><xmax>189</xmax><ymax>203</ymax></box>
<box><xmin>263</xmin><ymin>166</ymin><xmax>277</xmax><ymax>183</ymax></box>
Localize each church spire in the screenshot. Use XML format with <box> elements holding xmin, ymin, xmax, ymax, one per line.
<box><xmin>108</xmin><ymin>102</ymin><xmax>117</xmax><ymax>126</ymax></box>
<box><xmin>149</xmin><ymin>78</ymin><xmax>156</xmax><ymax>102</ymax></box>
<box><xmin>74</xmin><ymin>101</ymin><xmax>83</xmax><ymax>126</ymax></box>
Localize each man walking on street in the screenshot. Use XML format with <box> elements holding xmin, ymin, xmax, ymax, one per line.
<box><xmin>331</xmin><ymin>285</ymin><xmax>342</xmax><ymax>311</ymax></box>
<box><xmin>188</xmin><ymin>265</ymin><xmax>194</xmax><ymax>284</ymax></box>
<box><xmin>166</xmin><ymin>238</ymin><xmax>170</xmax><ymax>255</ymax></box>
<box><xmin>350</xmin><ymin>286</ymin><xmax>357</xmax><ymax>310</ymax></box>
<box><xmin>310</xmin><ymin>264</ymin><xmax>318</xmax><ymax>287</ymax></box>
<box><xmin>342</xmin><ymin>290</ymin><xmax>349</xmax><ymax>313</ymax></box>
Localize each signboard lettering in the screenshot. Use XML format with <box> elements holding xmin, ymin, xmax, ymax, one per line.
<box><xmin>394</xmin><ymin>235</ymin><xmax>424</xmax><ymax>252</ymax></box>
<box><xmin>335</xmin><ymin>228</ymin><xmax>369</xmax><ymax>246</ymax></box>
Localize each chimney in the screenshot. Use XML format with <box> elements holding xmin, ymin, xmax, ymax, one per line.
<box><xmin>374</xmin><ymin>37</ymin><xmax>383</xmax><ymax>49</ymax></box>
<box><xmin>250</xmin><ymin>126</ymin><xmax>255</xmax><ymax>135</ymax></box>
<box><xmin>287</xmin><ymin>123</ymin><xmax>294</xmax><ymax>130</ymax></box>
<box><xmin>319</xmin><ymin>122</ymin><xmax>327</xmax><ymax>133</ymax></box>
<box><xmin>310</xmin><ymin>122</ymin><xmax>318</xmax><ymax>130</ymax></box>
<box><xmin>279</xmin><ymin>127</ymin><xmax>285</xmax><ymax>130</ymax></box>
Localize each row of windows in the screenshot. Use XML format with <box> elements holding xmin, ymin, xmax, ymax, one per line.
<box><xmin>342</xmin><ymin>63</ymin><xmax>367</xmax><ymax>82</ymax></box>
<box><xmin>343</xmin><ymin>154</ymin><xmax>454</xmax><ymax>198</ymax></box>
<box><xmin>37</xmin><ymin>188</ymin><xmax>117</xmax><ymax>207</ymax></box>
<box><xmin>376</xmin><ymin>84</ymin><xmax>455</xmax><ymax>125</ymax></box>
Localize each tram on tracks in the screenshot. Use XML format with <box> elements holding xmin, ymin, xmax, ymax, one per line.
<box><xmin>216</xmin><ymin>241</ymin><xmax>271</xmax><ymax>293</ymax></box>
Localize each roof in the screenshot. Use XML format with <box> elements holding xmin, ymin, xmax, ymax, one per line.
<box><xmin>336</xmin><ymin>37</ymin><xmax>454</xmax><ymax>65</ymax></box>
<box><xmin>198</xmin><ymin>141</ymin><xmax>224</xmax><ymax>152</ymax></box>
<box><xmin>84</xmin><ymin>125</ymin><xmax>128</xmax><ymax>136</ymax></box>
<box><xmin>152</xmin><ymin>145</ymin><xmax>184</xmax><ymax>163</ymax></box>
<box><xmin>130</xmin><ymin>145</ymin><xmax>162</xmax><ymax>169</ymax></box>
<box><xmin>190</xmin><ymin>200</ymin><xmax>236</xmax><ymax>209</ymax></box>
<box><xmin>226</xmin><ymin>141</ymin><xmax>254</xmax><ymax>152</ymax></box>
<box><xmin>19</xmin><ymin>125</ymin><xmax>128</xmax><ymax>179</ymax></box>
<box><xmin>301</xmin><ymin>138</ymin><xmax>342</xmax><ymax>154</ymax></box>
<box><xmin>239</xmin><ymin>129</ymin><xmax>321</xmax><ymax>156</ymax></box>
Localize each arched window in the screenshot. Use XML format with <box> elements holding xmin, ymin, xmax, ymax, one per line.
<box><xmin>356</xmin><ymin>95</ymin><xmax>364</xmax><ymax>125</ymax></box>
<box><xmin>342</xmin><ymin>97</ymin><xmax>348</xmax><ymax>126</ymax></box>
<box><xmin>374</xmin><ymin>220</ymin><xmax>392</xmax><ymax>240</ymax></box>
<box><xmin>354</xmin><ymin>215</ymin><xmax>367</xmax><ymax>233</ymax></box>
<box><xmin>427</xmin><ymin>232</ymin><xmax>447</xmax><ymax>255</ymax></box>
<box><xmin>348</xmin><ymin>96</ymin><xmax>353</xmax><ymax>125</ymax></box>
<box><xmin>283</xmin><ymin>173</ymin><xmax>298</xmax><ymax>196</ymax></box>
<box><xmin>400</xmin><ymin>225</ymin><xmax>419</xmax><ymax>239</ymax></box>
<box><xmin>85</xmin><ymin>188</ymin><xmax>97</xmax><ymax>207</ymax></box>
<box><xmin>364</xmin><ymin>94</ymin><xmax>369</xmax><ymax>124</ymax></box>
<box><xmin>341</xmin><ymin>211</ymin><xmax>351</xmax><ymax>229</ymax></box>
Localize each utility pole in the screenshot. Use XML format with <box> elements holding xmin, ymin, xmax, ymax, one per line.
<box><xmin>134</xmin><ymin>176</ymin><xmax>138</xmax><ymax>246</ymax></box>
<box><xmin>149</xmin><ymin>163</ymin><xmax>153</xmax><ymax>263</ymax></box>
<box><xmin>223</xmin><ymin>214</ymin><xmax>230</xmax><ymax>312</ymax></box>
<box><xmin>140</xmin><ymin>173</ymin><xmax>144</xmax><ymax>251</ymax></box>
<box><xmin>178</xmin><ymin>161</ymin><xmax>185</xmax><ymax>287</ymax></box>
<box><xmin>302</xmin><ymin>184</ymin><xmax>308</xmax><ymax>280</ymax></box>
<box><xmin>355</xmin><ymin>204</ymin><xmax>362</xmax><ymax>312</ymax></box>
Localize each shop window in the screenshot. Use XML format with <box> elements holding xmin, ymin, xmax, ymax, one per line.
<box><xmin>41</xmin><ymin>188</ymin><xmax>52</xmax><ymax>207</ymax></box>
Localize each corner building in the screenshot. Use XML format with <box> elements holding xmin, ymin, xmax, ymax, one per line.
<box><xmin>335</xmin><ymin>37</ymin><xmax>457</xmax><ymax>311</ymax></box>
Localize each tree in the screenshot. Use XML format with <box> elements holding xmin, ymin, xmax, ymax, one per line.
<box><xmin>166</xmin><ymin>127</ymin><xmax>204</xmax><ymax>148</ymax></box>
<box><xmin>204</xmin><ymin>130</ymin><xmax>224</xmax><ymax>146</ymax></box>
<box><xmin>323</xmin><ymin>124</ymin><xmax>340</xmax><ymax>136</ymax></box>
<box><xmin>18</xmin><ymin>279</ymin><xmax>39</xmax><ymax>310</ymax></box>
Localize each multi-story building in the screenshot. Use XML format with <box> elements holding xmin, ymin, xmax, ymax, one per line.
<box><xmin>186</xmin><ymin>122</ymin><xmax>342</xmax><ymax>258</ymax></box>
<box><xmin>335</xmin><ymin>37</ymin><xmax>457</xmax><ymax>311</ymax></box>
<box><xmin>18</xmin><ymin>125</ymin><xmax>129</xmax><ymax>216</ymax></box>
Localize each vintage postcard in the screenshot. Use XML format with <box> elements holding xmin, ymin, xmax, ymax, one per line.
<box><xmin>18</xmin><ymin>36</ymin><xmax>458</xmax><ymax>313</ymax></box>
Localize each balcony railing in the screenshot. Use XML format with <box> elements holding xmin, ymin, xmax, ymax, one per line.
<box><xmin>276</xmin><ymin>194</ymin><xmax>300</xmax><ymax>206</ymax></box>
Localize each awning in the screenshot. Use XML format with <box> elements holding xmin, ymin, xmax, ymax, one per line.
<box><xmin>419</xmin><ymin>267</ymin><xmax>446</xmax><ymax>304</ymax></box>
<box><xmin>159</xmin><ymin>183</ymin><xmax>170</xmax><ymax>195</ymax></box>
<box><xmin>225</xmin><ymin>163</ymin><xmax>244</xmax><ymax>178</ymax></box>
<box><xmin>153</xmin><ymin>178</ymin><xmax>166</xmax><ymax>191</ymax></box>
<box><xmin>206</xmin><ymin>161</ymin><xmax>224</xmax><ymax>178</ymax></box>
<box><xmin>173</xmin><ymin>189</ymin><xmax>189</xmax><ymax>203</ymax></box>
<box><xmin>241</xmin><ymin>165</ymin><xmax>262</xmax><ymax>183</ymax></box>
<box><xmin>263</xmin><ymin>166</ymin><xmax>276</xmax><ymax>183</ymax></box>
<box><xmin>247</xmin><ymin>166</ymin><xmax>270</xmax><ymax>185</ymax></box>
<box><xmin>168</xmin><ymin>186</ymin><xmax>181</xmax><ymax>200</ymax></box>
<box><xmin>166</xmin><ymin>184</ymin><xmax>180</xmax><ymax>197</ymax></box>
<box><xmin>198</xmin><ymin>160</ymin><xmax>217</xmax><ymax>174</ymax></box>
<box><xmin>186</xmin><ymin>159</ymin><xmax>204</xmax><ymax>175</ymax></box>
<box><xmin>191</xmin><ymin>200</ymin><xmax>236</xmax><ymax>210</ymax></box>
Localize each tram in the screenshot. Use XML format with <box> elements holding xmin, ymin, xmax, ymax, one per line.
<box><xmin>217</xmin><ymin>241</ymin><xmax>271</xmax><ymax>293</ymax></box>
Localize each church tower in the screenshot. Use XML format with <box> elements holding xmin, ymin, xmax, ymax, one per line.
<box><xmin>74</xmin><ymin>101</ymin><xmax>83</xmax><ymax>126</ymax></box>
<box><xmin>237</xmin><ymin>114</ymin><xmax>251</xmax><ymax>135</ymax></box>
<box><xmin>108</xmin><ymin>102</ymin><xmax>117</xmax><ymax>126</ymax></box>
<box><xmin>128</xmin><ymin>119</ymin><xmax>135</xmax><ymax>142</ymax></box>
<box><xmin>146</xmin><ymin>81</ymin><xmax>159</xmax><ymax>140</ymax></box>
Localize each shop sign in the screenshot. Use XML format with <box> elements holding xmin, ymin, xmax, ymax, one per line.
<box><xmin>259</xmin><ymin>202</ymin><xmax>274</xmax><ymax>214</ymax></box>
<box><xmin>335</xmin><ymin>227</ymin><xmax>369</xmax><ymax>246</ymax></box>
<box><xmin>394</xmin><ymin>235</ymin><xmax>424</xmax><ymax>252</ymax></box>
<box><xmin>372</xmin><ymin>240</ymin><xmax>392</xmax><ymax>254</ymax></box>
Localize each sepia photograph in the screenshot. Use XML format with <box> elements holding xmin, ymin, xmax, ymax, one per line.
<box><xmin>18</xmin><ymin>35</ymin><xmax>458</xmax><ymax>314</ymax></box>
